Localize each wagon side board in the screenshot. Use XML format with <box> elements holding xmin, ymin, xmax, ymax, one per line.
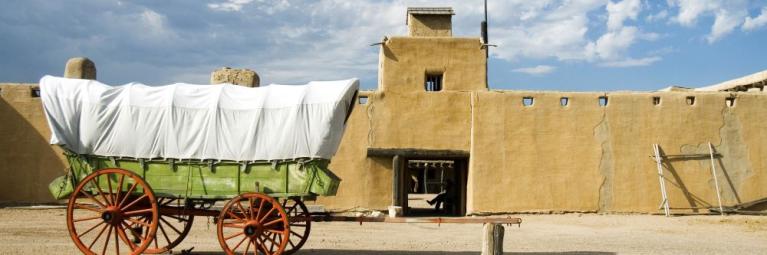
<box><xmin>49</xmin><ymin>155</ymin><xmax>341</xmax><ymax>200</ymax></box>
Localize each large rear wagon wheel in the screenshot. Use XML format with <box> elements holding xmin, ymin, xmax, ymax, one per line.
<box><xmin>143</xmin><ymin>198</ymin><xmax>194</xmax><ymax>254</ymax></box>
<box><xmin>217</xmin><ymin>193</ymin><xmax>290</xmax><ymax>255</ymax></box>
<box><xmin>66</xmin><ymin>168</ymin><xmax>159</xmax><ymax>255</ymax></box>
<box><xmin>281</xmin><ymin>197</ymin><xmax>311</xmax><ymax>254</ymax></box>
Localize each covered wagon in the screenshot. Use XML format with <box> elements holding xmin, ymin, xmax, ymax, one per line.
<box><xmin>42</xmin><ymin>75</ymin><xmax>358</xmax><ymax>255</ymax></box>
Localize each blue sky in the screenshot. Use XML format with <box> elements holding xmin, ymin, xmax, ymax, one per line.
<box><xmin>1</xmin><ymin>0</ymin><xmax>765</xmax><ymax>91</ymax></box>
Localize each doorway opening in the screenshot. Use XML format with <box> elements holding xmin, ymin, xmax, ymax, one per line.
<box><xmin>403</xmin><ymin>158</ymin><xmax>468</xmax><ymax>216</ymax></box>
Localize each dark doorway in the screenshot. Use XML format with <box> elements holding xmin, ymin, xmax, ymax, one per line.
<box><xmin>403</xmin><ymin>158</ymin><xmax>468</xmax><ymax>216</ymax></box>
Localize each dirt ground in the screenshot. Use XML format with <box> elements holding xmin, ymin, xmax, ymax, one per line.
<box><xmin>0</xmin><ymin>207</ymin><xmax>765</xmax><ymax>254</ymax></box>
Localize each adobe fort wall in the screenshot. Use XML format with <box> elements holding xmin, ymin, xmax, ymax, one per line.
<box><xmin>0</xmin><ymin>83</ymin><xmax>66</xmax><ymax>204</ymax></box>
<box><xmin>316</xmin><ymin>89</ymin><xmax>766</xmax><ymax>214</ymax></box>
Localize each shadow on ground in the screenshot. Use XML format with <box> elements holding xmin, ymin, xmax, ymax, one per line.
<box><xmin>187</xmin><ymin>250</ymin><xmax>615</xmax><ymax>255</ymax></box>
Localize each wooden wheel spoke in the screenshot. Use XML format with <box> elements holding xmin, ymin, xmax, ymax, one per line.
<box><xmin>235</xmin><ymin>201</ymin><xmax>249</xmax><ymax>220</ymax></box>
<box><xmin>270</xmin><ymin>233</ymin><xmax>279</xmax><ymax>251</ymax></box>
<box><xmin>285</xmin><ymin>204</ymin><xmax>296</xmax><ymax>216</ymax></box>
<box><xmin>115</xmin><ymin>224</ymin><xmax>137</xmax><ymax>250</ymax></box>
<box><xmin>124</xmin><ymin>217</ymin><xmax>150</xmax><ymax>227</ymax></box>
<box><xmin>225</xmin><ymin>231</ymin><xmax>245</xmax><ymax>240</ymax></box>
<box><xmin>290</xmin><ymin>229</ymin><xmax>304</xmax><ymax>238</ymax></box>
<box><xmin>266</xmin><ymin>229</ymin><xmax>286</xmax><ymax>234</ymax></box>
<box><xmin>118</xmin><ymin>182</ymin><xmax>138</xmax><ymax>208</ymax></box>
<box><xmin>92</xmin><ymin>179</ymin><xmax>112</xmax><ymax>206</ymax></box>
<box><xmin>164</xmin><ymin>214</ymin><xmax>189</xmax><ymax>222</ymax></box>
<box><xmin>263</xmin><ymin>218</ymin><xmax>285</xmax><ymax>227</ymax></box>
<box><xmin>123</xmin><ymin>208</ymin><xmax>154</xmax><ymax>216</ymax></box>
<box><xmin>121</xmin><ymin>222</ymin><xmax>144</xmax><ymax>240</ymax></box>
<box><xmin>248</xmin><ymin>197</ymin><xmax>256</xmax><ymax>218</ymax></box>
<box><xmin>73</xmin><ymin>215</ymin><xmax>102</xmax><ymax>223</ymax></box>
<box><xmin>87</xmin><ymin>224</ymin><xmax>109</xmax><ymax>249</ymax></box>
<box><xmin>101</xmin><ymin>226</ymin><xmax>113</xmax><ymax>255</ymax></box>
<box><xmin>226</xmin><ymin>210</ymin><xmax>244</xmax><ymax>221</ymax></box>
<box><xmin>78</xmin><ymin>221</ymin><xmax>105</xmax><ymax>238</ymax></box>
<box><xmin>257</xmin><ymin>238</ymin><xmax>271</xmax><ymax>255</ymax></box>
<box><xmin>79</xmin><ymin>189</ymin><xmax>107</xmax><ymax>208</ymax></box>
<box><xmin>265</xmin><ymin>232</ymin><xmax>280</xmax><ymax>248</ymax></box>
<box><xmin>106</xmin><ymin>174</ymin><xmax>115</xmax><ymax>204</ymax></box>
<box><xmin>159</xmin><ymin>217</ymin><xmax>183</xmax><ymax>235</ymax></box>
<box><xmin>157</xmin><ymin>221</ymin><xmax>173</xmax><ymax>245</ymax></box>
<box><xmin>255</xmin><ymin>199</ymin><xmax>266</xmax><ymax>220</ymax></box>
<box><xmin>231</xmin><ymin>235</ymin><xmax>249</xmax><ymax>251</ymax></box>
<box><xmin>259</xmin><ymin>207</ymin><xmax>277</xmax><ymax>223</ymax></box>
<box><xmin>243</xmin><ymin>237</ymin><xmax>252</xmax><ymax>254</ymax></box>
<box><xmin>114</xmin><ymin>226</ymin><xmax>120</xmax><ymax>255</ymax></box>
<box><xmin>114</xmin><ymin>174</ymin><xmax>125</xmax><ymax>208</ymax></box>
<box><xmin>222</xmin><ymin>223</ymin><xmax>245</xmax><ymax>228</ymax></box>
<box><xmin>121</xmin><ymin>194</ymin><xmax>148</xmax><ymax>211</ymax></box>
<box><xmin>74</xmin><ymin>203</ymin><xmax>103</xmax><ymax>213</ymax></box>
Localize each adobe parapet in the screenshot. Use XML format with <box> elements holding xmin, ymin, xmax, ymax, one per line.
<box><xmin>64</xmin><ymin>57</ymin><xmax>96</xmax><ymax>80</ymax></box>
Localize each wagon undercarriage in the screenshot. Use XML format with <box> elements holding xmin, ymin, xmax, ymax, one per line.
<box><xmin>66</xmin><ymin>168</ymin><xmax>312</xmax><ymax>255</ymax></box>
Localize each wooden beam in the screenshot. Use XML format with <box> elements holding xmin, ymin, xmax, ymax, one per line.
<box><xmin>392</xmin><ymin>155</ymin><xmax>402</xmax><ymax>207</ymax></box>
<box><xmin>367</xmin><ymin>148</ymin><xmax>470</xmax><ymax>158</ymax></box>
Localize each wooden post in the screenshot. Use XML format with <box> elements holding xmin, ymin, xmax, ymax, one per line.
<box><xmin>392</xmin><ymin>155</ymin><xmax>402</xmax><ymax>206</ymax></box>
<box><xmin>482</xmin><ymin>223</ymin><xmax>504</xmax><ymax>255</ymax></box>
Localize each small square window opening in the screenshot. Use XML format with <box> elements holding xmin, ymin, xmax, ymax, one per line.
<box><xmin>522</xmin><ymin>97</ymin><xmax>534</xmax><ymax>107</ymax></box>
<box><xmin>358</xmin><ymin>96</ymin><xmax>368</xmax><ymax>104</ymax></box>
<box><xmin>31</xmin><ymin>88</ymin><xmax>41</xmax><ymax>98</ymax></box>
<box><xmin>598</xmin><ymin>96</ymin><xmax>608</xmax><ymax>107</ymax></box>
<box><xmin>652</xmin><ymin>96</ymin><xmax>661</xmax><ymax>105</ymax></box>
<box><xmin>560</xmin><ymin>97</ymin><xmax>569</xmax><ymax>106</ymax></box>
<box><xmin>726</xmin><ymin>97</ymin><xmax>736</xmax><ymax>107</ymax></box>
<box><xmin>425</xmin><ymin>73</ymin><xmax>443</xmax><ymax>92</ymax></box>
<box><xmin>686</xmin><ymin>96</ymin><xmax>695</xmax><ymax>105</ymax></box>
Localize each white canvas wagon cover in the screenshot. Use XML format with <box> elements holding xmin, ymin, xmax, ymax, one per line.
<box><xmin>40</xmin><ymin>75</ymin><xmax>359</xmax><ymax>161</ymax></box>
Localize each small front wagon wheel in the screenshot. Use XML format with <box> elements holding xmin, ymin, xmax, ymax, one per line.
<box><xmin>66</xmin><ymin>168</ymin><xmax>159</xmax><ymax>255</ymax></box>
<box><xmin>218</xmin><ymin>193</ymin><xmax>290</xmax><ymax>255</ymax></box>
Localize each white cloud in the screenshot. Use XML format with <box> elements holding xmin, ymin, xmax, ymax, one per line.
<box><xmin>139</xmin><ymin>10</ymin><xmax>167</xmax><ymax>36</ymax></box>
<box><xmin>743</xmin><ymin>7</ymin><xmax>767</xmax><ymax>31</ymax></box>
<box><xmin>208</xmin><ymin>0</ymin><xmax>254</xmax><ymax>12</ymax></box>
<box><xmin>669</xmin><ymin>0</ymin><xmax>749</xmax><ymax>43</ymax></box>
<box><xmin>512</xmin><ymin>65</ymin><xmax>556</xmax><ymax>75</ymax></box>
<box><xmin>600</xmin><ymin>56</ymin><xmax>661</xmax><ymax>67</ymax></box>
<box><xmin>588</xmin><ymin>26</ymin><xmax>639</xmax><ymax>60</ymax></box>
<box><xmin>646</xmin><ymin>10</ymin><xmax>668</xmax><ymax>22</ymax></box>
<box><xmin>606</xmin><ymin>0</ymin><xmax>641</xmax><ymax>31</ymax></box>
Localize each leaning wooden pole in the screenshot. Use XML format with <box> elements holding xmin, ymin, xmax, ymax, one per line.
<box><xmin>708</xmin><ymin>142</ymin><xmax>725</xmax><ymax>216</ymax></box>
<box><xmin>654</xmin><ymin>144</ymin><xmax>670</xmax><ymax>217</ymax></box>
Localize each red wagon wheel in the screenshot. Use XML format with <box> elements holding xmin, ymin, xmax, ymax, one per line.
<box><xmin>217</xmin><ymin>193</ymin><xmax>290</xmax><ymax>255</ymax></box>
<box><xmin>281</xmin><ymin>197</ymin><xmax>311</xmax><ymax>255</ymax></box>
<box><xmin>142</xmin><ymin>198</ymin><xmax>194</xmax><ymax>254</ymax></box>
<box><xmin>66</xmin><ymin>168</ymin><xmax>159</xmax><ymax>255</ymax></box>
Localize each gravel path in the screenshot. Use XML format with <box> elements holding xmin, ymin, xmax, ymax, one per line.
<box><xmin>0</xmin><ymin>208</ymin><xmax>764</xmax><ymax>254</ymax></box>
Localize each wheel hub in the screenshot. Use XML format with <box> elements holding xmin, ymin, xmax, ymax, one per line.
<box><xmin>243</xmin><ymin>221</ymin><xmax>262</xmax><ymax>237</ymax></box>
<box><xmin>101</xmin><ymin>206</ymin><xmax>122</xmax><ymax>225</ymax></box>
